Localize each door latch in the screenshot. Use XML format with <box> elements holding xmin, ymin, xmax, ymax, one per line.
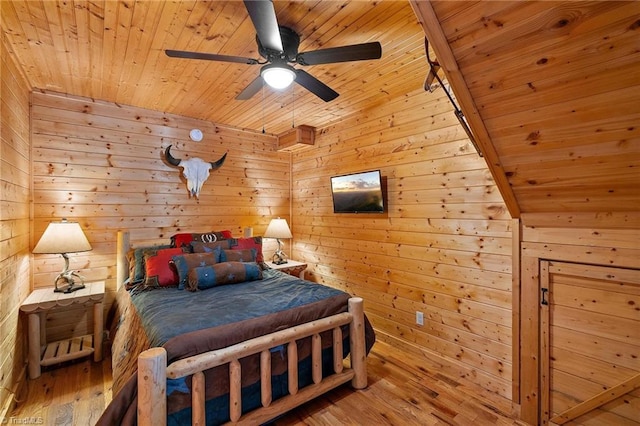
<box><xmin>541</xmin><ymin>287</ymin><xmax>549</xmax><ymax>306</ymax></box>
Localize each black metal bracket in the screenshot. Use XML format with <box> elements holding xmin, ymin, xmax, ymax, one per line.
<box><xmin>423</xmin><ymin>37</ymin><xmax>483</xmax><ymax>157</ymax></box>
<box><xmin>541</xmin><ymin>288</ymin><xmax>549</xmax><ymax>306</ymax></box>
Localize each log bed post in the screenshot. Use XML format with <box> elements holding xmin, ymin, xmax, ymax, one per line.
<box><xmin>138</xmin><ymin>347</ymin><xmax>167</xmax><ymax>426</ymax></box>
<box><xmin>348</xmin><ymin>297</ymin><xmax>367</xmax><ymax>389</ymax></box>
<box><xmin>116</xmin><ymin>231</ymin><xmax>130</xmax><ymax>291</ymax></box>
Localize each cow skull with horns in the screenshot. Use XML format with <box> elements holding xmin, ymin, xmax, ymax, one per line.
<box><xmin>164</xmin><ymin>145</ymin><xmax>227</xmax><ymax>198</ymax></box>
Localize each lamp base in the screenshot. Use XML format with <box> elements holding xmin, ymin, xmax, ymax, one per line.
<box><xmin>272</xmin><ymin>250</ymin><xmax>288</xmax><ymax>265</ymax></box>
<box><xmin>54</xmin><ymin>271</ymin><xmax>86</xmax><ymax>293</ymax></box>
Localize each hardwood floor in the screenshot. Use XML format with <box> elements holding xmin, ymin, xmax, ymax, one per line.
<box><xmin>11</xmin><ymin>340</ymin><xmax>525</xmax><ymax>425</ymax></box>
<box><xmin>10</xmin><ymin>353</ymin><xmax>112</xmax><ymax>425</ymax></box>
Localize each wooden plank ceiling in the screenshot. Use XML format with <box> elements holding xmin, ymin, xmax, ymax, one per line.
<box><xmin>413</xmin><ymin>1</ymin><xmax>640</xmax><ymax>218</ymax></box>
<box><xmin>1</xmin><ymin>0</ymin><xmax>426</xmax><ymax>135</ymax></box>
<box><xmin>2</xmin><ymin>1</ymin><xmax>639</xmax><ymax>217</ymax></box>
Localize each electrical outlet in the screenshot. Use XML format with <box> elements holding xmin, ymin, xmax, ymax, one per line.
<box><xmin>416</xmin><ymin>311</ymin><xmax>424</xmax><ymax>326</ymax></box>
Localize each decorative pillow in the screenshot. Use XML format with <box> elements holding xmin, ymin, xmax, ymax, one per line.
<box><xmin>171</xmin><ymin>252</ymin><xmax>219</xmax><ymax>290</ymax></box>
<box><xmin>171</xmin><ymin>231</ymin><xmax>232</xmax><ymax>249</ymax></box>
<box><xmin>142</xmin><ymin>247</ymin><xmax>184</xmax><ymax>288</ymax></box>
<box><xmin>229</xmin><ymin>237</ymin><xmax>264</xmax><ymax>263</ymax></box>
<box><xmin>220</xmin><ymin>248</ymin><xmax>256</xmax><ymax>263</ymax></box>
<box><xmin>127</xmin><ymin>244</ymin><xmax>172</xmax><ymax>283</ymax></box>
<box><xmin>187</xmin><ymin>262</ymin><xmax>263</xmax><ymax>291</ymax></box>
<box><xmin>191</xmin><ymin>240</ymin><xmax>231</xmax><ymax>253</ymax></box>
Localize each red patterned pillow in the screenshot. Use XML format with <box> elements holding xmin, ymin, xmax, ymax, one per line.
<box><xmin>171</xmin><ymin>230</ymin><xmax>232</xmax><ymax>249</ymax></box>
<box><xmin>126</xmin><ymin>244</ymin><xmax>172</xmax><ymax>283</ymax></box>
<box><xmin>229</xmin><ymin>237</ymin><xmax>264</xmax><ymax>263</ymax></box>
<box><xmin>142</xmin><ymin>247</ymin><xmax>184</xmax><ymax>288</ymax></box>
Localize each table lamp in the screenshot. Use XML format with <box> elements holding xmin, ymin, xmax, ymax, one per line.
<box><xmin>264</xmin><ymin>218</ymin><xmax>292</xmax><ymax>265</ymax></box>
<box><xmin>33</xmin><ymin>219</ymin><xmax>92</xmax><ymax>293</ymax></box>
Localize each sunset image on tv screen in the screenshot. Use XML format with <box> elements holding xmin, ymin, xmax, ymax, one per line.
<box><xmin>331</xmin><ymin>171</ymin><xmax>383</xmax><ymax>213</ymax></box>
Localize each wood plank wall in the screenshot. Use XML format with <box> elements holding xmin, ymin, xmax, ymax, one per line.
<box><xmin>30</xmin><ymin>91</ymin><xmax>287</xmax><ymax>341</ymax></box>
<box><xmin>290</xmin><ymin>87</ymin><xmax>515</xmax><ymax>400</ymax></box>
<box><xmin>0</xmin><ymin>35</ymin><xmax>31</xmax><ymax>418</ymax></box>
<box><xmin>518</xmin><ymin>212</ymin><xmax>640</xmax><ymax>424</ymax></box>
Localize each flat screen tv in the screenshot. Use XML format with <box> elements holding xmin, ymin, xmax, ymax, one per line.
<box><xmin>330</xmin><ymin>170</ymin><xmax>385</xmax><ymax>213</ymax></box>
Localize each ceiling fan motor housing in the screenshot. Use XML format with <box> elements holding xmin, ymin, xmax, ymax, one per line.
<box><xmin>257</xmin><ymin>26</ymin><xmax>300</xmax><ymax>62</ymax></box>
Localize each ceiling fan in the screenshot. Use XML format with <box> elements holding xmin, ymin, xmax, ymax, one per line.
<box><xmin>165</xmin><ymin>0</ymin><xmax>382</xmax><ymax>102</ymax></box>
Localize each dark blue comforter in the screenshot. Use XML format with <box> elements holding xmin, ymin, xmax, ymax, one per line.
<box><xmin>133</xmin><ymin>268</ymin><xmax>348</xmax><ymax>347</ymax></box>
<box><xmin>99</xmin><ymin>268</ymin><xmax>375</xmax><ymax>425</ymax></box>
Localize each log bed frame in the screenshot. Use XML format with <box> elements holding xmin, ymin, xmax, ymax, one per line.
<box><xmin>115</xmin><ymin>231</ymin><xmax>368</xmax><ymax>426</ymax></box>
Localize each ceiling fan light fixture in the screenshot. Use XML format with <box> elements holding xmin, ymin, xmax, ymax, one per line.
<box><xmin>261</xmin><ymin>64</ymin><xmax>296</xmax><ymax>90</ymax></box>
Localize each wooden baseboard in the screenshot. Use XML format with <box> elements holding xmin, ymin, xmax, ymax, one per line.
<box><xmin>0</xmin><ymin>363</ymin><xmax>27</xmax><ymax>420</ymax></box>
<box><xmin>373</xmin><ymin>330</ymin><xmax>521</xmax><ymax>419</ymax></box>
<box><xmin>0</xmin><ymin>397</ymin><xmax>12</xmax><ymax>423</ymax></box>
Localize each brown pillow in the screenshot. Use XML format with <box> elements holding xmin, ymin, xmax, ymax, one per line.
<box><xmin>191</xmin><ymin>240</ymin><xmax>231</xmax><ymax>254</ymax></box>
<box><xmin>220</xmin><ymin>249</ymin><xmax>256</xmax><ymax>262</ymax></box>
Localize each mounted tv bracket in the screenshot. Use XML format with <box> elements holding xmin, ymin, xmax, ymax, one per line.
<box><xmin>423</xmin><ymin>37</ymin><xmax>482</xmax><ymax>157</ymax></box>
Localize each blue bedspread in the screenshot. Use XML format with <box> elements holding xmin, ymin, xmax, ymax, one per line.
<box><xmin>99</xmin><ymin>268</ymin><xmax>375</xmax><ymax>425</ymax></box>
<box><xmin>132</xmin><ymin>268</ymin><xmax>348</xmax><ymax>347</ymax></box>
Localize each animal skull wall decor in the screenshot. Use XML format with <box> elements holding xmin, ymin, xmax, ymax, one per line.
<box><xmin>164</xmin><ymin>145</ymin><xmax>227</xmax><ymax>198</ymax></box>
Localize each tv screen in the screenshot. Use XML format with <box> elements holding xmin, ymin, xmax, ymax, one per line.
<box><xmin>330</xmin><ymin>170</ymin><xmax>385</xmax><ymax>213</ymax></box>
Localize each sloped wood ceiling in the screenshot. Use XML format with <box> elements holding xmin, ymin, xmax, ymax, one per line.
<box><xmin>412</xmin><ymin>1</ymin><xmax>640</xmax><ymax>218</ymax></box>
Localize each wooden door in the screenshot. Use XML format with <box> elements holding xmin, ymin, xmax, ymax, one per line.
<box><xmin>540</xmin><ymin>261</ymin><xmax>640</xmax><ymax>425</ymax></box>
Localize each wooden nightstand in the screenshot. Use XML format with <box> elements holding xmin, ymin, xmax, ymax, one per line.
<box><xmin>20</xmin><ymin>281</ymin><xmax>105</xmax><ymax>379</ymax></box>
<box><xmin>266</xmin><ymin>260</ymin><xmax>307</xmax><ymax>279</ymax></box>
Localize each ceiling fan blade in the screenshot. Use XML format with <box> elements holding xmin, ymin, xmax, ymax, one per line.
<box><xmin>297</xmin><ymin>42</ymin><xmax>382</xmax><ymax>66</ymax></box>
<box><xmin>235</xmin><ymin>75</ymin><xmax>264</xmax><ymax>100</ymax></box>
<box><xmin>294</xmin><ymin>69</ymin><xmax>339</xmax><ymax>102</ymax></box>
<box><xmin>166</xmin><ymin>49</ymin><xmax>258</xmax><ymax>65</ymax></box>
<box><xmin>244</xmin><ymin>0</ymin><xmax>283</xmax><ymax>52</ymax></box>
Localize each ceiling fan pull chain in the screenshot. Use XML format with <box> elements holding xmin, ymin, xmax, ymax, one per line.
<box><xmin>291</xmin><ymin>85</ymin><xmax>295</xmax><ymax>128</ymax></box>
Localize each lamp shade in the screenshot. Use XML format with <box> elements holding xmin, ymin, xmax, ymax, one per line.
<box><xmin>33</xmin><ymin>219</ymin><xmax>92</xmax><ymax>254</ymax></box>
<box><xmin>263</xmin><ymin>218</ymin><xmax>292</xmax><ymax>239</ymax></box>
<box><xmin>261</xmin><ymin>64</ymin><xmax>296</xmax><ymax>90</ymax></box>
